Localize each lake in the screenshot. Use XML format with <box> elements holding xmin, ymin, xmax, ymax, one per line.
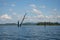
<box><xmin>0</xmin><ymin>25</ymin><xmax>60</xmax><ymax>40</ymax></box>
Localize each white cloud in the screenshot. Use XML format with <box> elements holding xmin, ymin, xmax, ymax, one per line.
<box><xmin>33</xmin><ymin>15</ymin><xmax>44</xmax><ymax>18</ymax></box>
<box><xmin>11</xmin><ymin>3</ymin><xmax>16</xmax><ymax>7</ymax></box>
<box><xmin>30</xmin><ymin>4</ymin><xmax>36</xmax><ymax>8</ymax></box>
<box><xmin>57</xmin><ymin>16</ymin><xmax>60</xmax><ymax>18</ymax></box>
<box><xmin>53</xmin><ymin>8</ymin><xmax>57</xmax><ymax>11</ymax></box>
<box><xmin>30</xmin><ymin>4</ymin><xmax>46</xmax><ymax>9</ymax></box>
<box><xmin>28</xmin><ymin>4</ymin><xmax>47</xmax><ymax>22</ymax></box>
<box><xmin>0</xmin><ymin>14</ymin><xmax>12</xmax><ymax>20</ymax></box>
<box><xmin>12</xmin><ymin>12</ymin><xmax>17</xmax><ymax>15</ymax></box>
<box><xmin>32</xmin><ymin>8</ymin><xmax>42</xmax><ymax>15</ymax></box>
<box><xmin>29</xmin><ymin>4</ymin><xmax>42</xmax><ymax>15</ymax></box>
<box><xmin>9</xmin><ymin>8</ymin><xmax>13</xmax><ymax>12</ymax></box>
<box><xmin>40</xmin><ymin>5</ymin><xmax>46</xmax><ymax>8</ymax></box>
<box><xmin>51</xmin><ymin>8</ymin><xmax>58</xmax><ymax>16</ymax></box>
<box><xmin>28</xmin><ymin>4</ymin><xmax>60</xmax><ymax>22</ymax></box>
<box><xmin>25</xmin><ymin>14</ymin><xmax>60</xmax><ymax>22</ymax></box>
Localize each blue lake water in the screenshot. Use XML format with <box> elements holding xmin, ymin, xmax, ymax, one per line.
<box><xmin>0</xmin><ymin>25</ymin><xmax>60</xmax><ymax>40</ymax></box>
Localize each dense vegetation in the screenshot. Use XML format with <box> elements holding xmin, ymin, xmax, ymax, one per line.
<box><xmin>37</xmin><ymin>22</ymin><xmax>60</xmax><ymax>25</ymax></box>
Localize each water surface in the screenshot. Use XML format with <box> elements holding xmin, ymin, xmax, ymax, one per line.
<box><xmin>0</xmin><ymin>25</ymin><xmax>60</xmax><ymax>40</ymax></box>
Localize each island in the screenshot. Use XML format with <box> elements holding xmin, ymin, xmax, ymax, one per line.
<box><xmin>36</xmin><ymin>22</ymin><xmax>60</xmax><ymax>25</ymax></box>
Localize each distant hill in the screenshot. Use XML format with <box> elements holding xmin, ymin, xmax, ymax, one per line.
<box><xmin>22</xmin><ymin>22</ymin><xmax>36</xmax><ymax>25</ymax></box>
<box><xmin>0</xmin><ymin>23</ymin><xmax>16</xmax><ymax>25</ymax></box>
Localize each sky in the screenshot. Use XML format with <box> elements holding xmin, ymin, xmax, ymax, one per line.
<box><xmin>0</xmin><ymin>0</ymin><xmax>60</xmax><ymax>24</ymax></box>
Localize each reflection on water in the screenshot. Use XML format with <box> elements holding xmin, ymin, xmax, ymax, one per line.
<box><xmin>0</xmin><ymin>25</ymin><xmax>60</xmax><ymax>40</ymax></box>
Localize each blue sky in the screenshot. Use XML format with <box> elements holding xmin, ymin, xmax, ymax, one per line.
<box><xmin>0</xmin><ymin>0</ymin><xmax>60</xmax><ymax>24</ymax></box>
